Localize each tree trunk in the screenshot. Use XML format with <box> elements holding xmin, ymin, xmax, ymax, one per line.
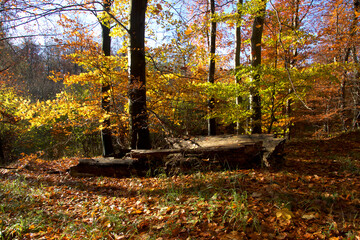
<box><xmin>128</xmin><ymin>0</ymin><xmax>151</xmax><ymax>149</ymax></box>
<box><xmin>235</xmin><ymin>0</ymin><xmax>244</xmax><ymax>134</ymax></box>
<box><xmin>267</xmin><ymin>40</ymin><xmax>278</xmax><ymax>134</ymax></box>
<box><xmin>100</xmin><ymin>0</ymin><xmax>114</xmax><ymax>156</ymax></box>
<box><xmin>249</xmin><ymin>0</ymin><xmax>266</xmax><ymax>134</ymax></box>
<box><xmin>285</xmin><ymin>0</ymin><xmax>300</xmax><ymax>139</ymax></box>
<box><xmin>0</xmin><ymin>138</ymin><xmax>4</xmax><ymax>163</ymax></box>
<box><xmin>351</xmin><ymin>0</ymin><xmax>360</xmax><ymax>129</ymax></box>
<box><xmin>341</xmin><ymin>0</ymin><xmax>360</xmax><ymax>130</ymax></box>
<box><xmin>208</xmin><ymin>0</ymin><xmax>217</xmax><ymax>136</ymax></box>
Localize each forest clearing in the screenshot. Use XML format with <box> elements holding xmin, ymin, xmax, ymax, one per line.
<box><xmin>1</xmin><ymin>0</ymin><xmax>360</xmax><ymax>238</ymax></box>
<box><xmin>1</xmin><ymin>131</ymin><xmax>360</xmax><ymax>239</ymax></box>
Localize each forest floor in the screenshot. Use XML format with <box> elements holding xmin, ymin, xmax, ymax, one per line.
<box><xmin>0</xmin><ymin>131</ymin><xmax>360</xmax><ymax>239</ymax></box>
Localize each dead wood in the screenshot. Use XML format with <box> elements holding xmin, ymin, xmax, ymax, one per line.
<box><xmin>69</xmin><ymin>134</ymin><xmax>285</xmax><ymax>178</ymax></box>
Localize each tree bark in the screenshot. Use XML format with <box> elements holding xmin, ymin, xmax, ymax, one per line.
<box><xmin>235</xmin><ymin>0</ymin><xmax>244</xmax><ymax>134</ymax></box>
<box><xmin>208</xmin><ymin>0</ymin><xmax>217</xmax><ymax>136</ymax></box>
<box><xmin>249</xmin><ymin>0</ymin><xmax>266</xmax><ymax>134</ymax></box>
<box><xmin>285</xmin><ymin>0</ymin><xmax>300</xmax><ymax>139</ymax></box>
<box><xmin>128</xmin><ymin>0</ymin><xmax>151</xmax><ymax>149</ymax></box>
<box><xmin>341</xmin><ymin>0</ymin><xmax>360</xmax><ymax>130</ymax></box>
<box><xmin>351</xmin><ymin>0</ymin><xmax>360</xmax><ymax>129</ymax></box>
<box><xmin>100</xmin><ymin>0</ymin><xmax>114</xmax><ymax>156</ymax></box>
<box><xmin>0</xmin><ymin>138</ymin><xmax>4</xmax><ymax>163</ymax></box>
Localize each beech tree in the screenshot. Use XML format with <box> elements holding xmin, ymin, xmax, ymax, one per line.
<box><xmin>235</xmin><ymin>0</ymin><xmax>244</xmax><ymax>134</ymax></box>
<box><xmin>249</xmin><ymin>0</ymin><xmax>266</xmax><ymax>134</ymax></box>
<box><xmin>128</xmin><ymin>0</ymin><xmax>151</xmax><ymax>149</ymax></box>
<box><xmin>208</xmin><ymin>0</ymin><xmax>217</xmax><ymax>136</ymax></box>
<box><xmin>2</xmin><ymin>0</ymin><xmax>360</xmax><ymax>159</ymax></box>
<box><xmin>342</xmin><ymin>0</ymin><xmax>360</xmax><ymax>129</ymax></box>
<box><xmin>100</xmin><ymin>0</ymin><xmax>114</xmax><ymax>156</ymax></box>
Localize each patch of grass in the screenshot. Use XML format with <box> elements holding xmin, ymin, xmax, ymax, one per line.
<box><xmin>0</xmin><ymin>177</ymin><xmax>50</xmax><ymax>238</ymax></box>
<box><xmin>345</xmin><ymin>230</ymin><xmax>359</xmax><ymax>240</ymax></box>
<box><xmin>274</xmin><ymin>192</ymin><xmax>294</xmax><ymax>210</ymax></box>
<box><xmin>162</xmin><ymin>181</ymin><xmax>185</xmax><ymax>206</ymax></box>
<box><xmin>222</xmin><ymin>190</ymin><xmax>251</xmax><ymax>231</ymax></box>
<box><xmin>338</xmin><ymin>157</ymin><xmax>360</xmax><ymax>175</ymax></box>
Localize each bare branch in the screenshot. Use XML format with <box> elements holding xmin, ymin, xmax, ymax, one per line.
<box><xmin>269</xmin><ymin>0</ymin><xmax>313</xmax><ymax>111</ymax></box>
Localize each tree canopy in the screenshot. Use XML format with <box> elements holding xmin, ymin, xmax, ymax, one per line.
<box><xmin>0</xmin><ymin>0</ymin><xmax>359</xmax><ymax>159</ymax></box>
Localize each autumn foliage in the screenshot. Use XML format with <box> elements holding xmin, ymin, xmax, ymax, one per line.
<box><xmin>0</xmin><ymin>0</ymin><xmax>358</xmax><ymax>159</ymax></box>
<box><xmin>0</xmin><ymin>0</ymin><xmax>360</xmax><ymax>238</ymax></box>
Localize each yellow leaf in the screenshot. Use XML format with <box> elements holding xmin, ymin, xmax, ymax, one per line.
<box><xmin>276</xmin><ymin>208</ymin><xmax>294</xmax><ymax>220</ymax></box>
<box><xmin>184</xmin><ymin>28</ymin><xmax>192</xmax><ymax>35</ymax></box>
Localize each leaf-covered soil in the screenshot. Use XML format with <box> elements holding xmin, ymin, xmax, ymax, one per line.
<box><xmin>1</xmin><ymin>132</ymin><xmax>360</xmax><ymax>239</ymax></box>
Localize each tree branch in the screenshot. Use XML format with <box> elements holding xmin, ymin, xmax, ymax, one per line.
<box><xmin>269</xmin><ymin>0</ymin><xmax>313</xmax><ymax>111</ymax></box>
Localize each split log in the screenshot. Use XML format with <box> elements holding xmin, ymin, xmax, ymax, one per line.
<box><xmin>129</xmin><ymin>142</ymin><xmax>261</xmax><ymax>163</ymax></box>
<box><xmin>69</xmin><ymin>134</ymin><xmax>285</xmax><ymax>177</ymax></box>
<box><xmin>192</xmin><ymin>134</ymin><xmax>285</xmax><ymax>168</ymax></box>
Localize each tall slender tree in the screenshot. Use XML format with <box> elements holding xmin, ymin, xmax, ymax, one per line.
<box><xmin>100</xmin><ymin>0</ymin><xmax>114</xmax><ymax>156</ymax></box>
<box><xmin>128</xmin><ymin>0</ymin><xmax>151</xmax><ymax>149</ymax></box>
<box><xmin>342</xmin><ymin>0</ymin><xmax>360</xmax><ymax>129</ymax></box>
<box><xmin>249</xmin><ymin>0</ymin><xmax>266</xmax><ymax>134</ymax></box>
<box><xmin>208</xmin><ymin>0</ymin><xmax>217</xmax><ymax>136</ymax></box>
<box><xmin>235</xmin><ymin>0</ymin><xmax>243</xmax><ymax>134</ymax></box>
<box><xmin>285</xmin><ymin>0</ymin><xmax>300</xmax><ymax>139</ymax></box>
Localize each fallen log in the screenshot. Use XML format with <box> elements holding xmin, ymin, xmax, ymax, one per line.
<box><xmin>192</xmin><ymin>134</ymin><xmax>286</xmax><ymax>168</ymax></box>
<box><xmin>69</xmin><ymin>134</ymin><xmax>285</xmax><ymax>177</ymax></box>
<box><xmin>69</xmin><ymin>157</ymin><xmax>144</xmax><ymax>178</ymax></box>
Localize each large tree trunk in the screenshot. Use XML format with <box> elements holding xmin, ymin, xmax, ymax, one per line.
<box><xmin>235</xmin><ymin>0</ymin><xmax>244</xmax><ymax>135</ymax></box>
<box><xmin>207</xmin><ymin>0</ymin><xmax>217</xmax><ymax>136</ymax></box>
<box><xmin>100</xmin><ymin>0</ymin><xmax>114</xmax><ymax>156</ymax></box>
<box><xmin>249</xmin><ymin>0</ymin><xmax>266</xmax><ymax>134</ymax></box>
<box><xmin>128</xmin><ymin>0</ymin><xmax>151</xmax><ymax>149</ymax></box>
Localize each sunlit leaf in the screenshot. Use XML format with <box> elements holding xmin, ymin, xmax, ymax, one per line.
<box><xmin>275</xmin><ymin>208</ymin><xmax>294</xmax><ymax>220</ymax></box>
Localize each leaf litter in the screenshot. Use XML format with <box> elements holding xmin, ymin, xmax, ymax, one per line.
<box><xmin>0</xmin><ymin>131</ymin><xmax>360</xmax><ymax>239</ymax></box>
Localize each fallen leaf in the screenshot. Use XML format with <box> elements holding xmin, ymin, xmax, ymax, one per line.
<box><xmin>251</xmin><ymin>192</ymin><xmax>262</xmax><ymax>198</ymax></box>
<box><xmin>276</xmin><ymin>208</ymin><xmax>294</xmax><ymax>220</ymax></box>
<box><xmin>302</xmin><ymin>212</ymin><xmax>317</xmax><ymax>220</ymax></box>
<box><xmin>313</xmin><ymin>231</ymin><xmax>326</xmax><ymax>239</ymax></box>
<box><xmin>135</xmin><ymin>233</ymin><xmax>151</xmax><ymax>240</ymax></box>
<box><xmin>276</xmin><ymin>233</ymin><xmax>287</xmax><ymax>239</ymax></box>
